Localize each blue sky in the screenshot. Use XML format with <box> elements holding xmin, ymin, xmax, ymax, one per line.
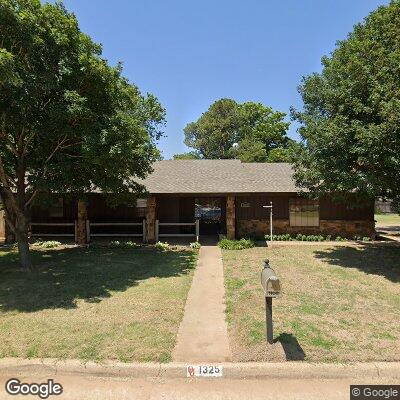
<box><xmin>59</xmin><ymin>0</ymin><xmax>389</xmax><ymax>159</ymax></box>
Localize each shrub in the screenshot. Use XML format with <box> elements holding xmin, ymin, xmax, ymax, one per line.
<box><xmin>218</xmin><ymin>238</ymin><xmax>255</xmax><ymax>250</ymax></box>
<box><xmin>155</xmin><ymin>241</ymin><xmax>170</xmax><ymax>251</ymax></box>
<box><xmin>190</xmin><ymin>241</ymin><xmax>201</xmax><ymax>250</ymax></box>
<box><xmin>264</xmin><ymin>233</ymin><xmax>347</xmax><ymax>242</ymax></box>
<box><xmin>108</xmin><ymin>240</ymin><xmax>139</xmax><ymax>248</ymax></box>
<box><xmin>362</xmin><ymin>236</ymin><xmax>371</xmax><ymax>242</ymax></box>
<box><xmin>124</xmin><ymin>241</ymin><xmax>139</xmax><ymax>248</ymax></box>
<box><xmin>33</xmin><ymin>240</ymin><xmax>61</xmax><ymax>248</ymax></box>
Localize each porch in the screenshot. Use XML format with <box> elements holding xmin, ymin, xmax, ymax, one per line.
<box><xmin>26</xmin><ymin>194</ymin><xmax>237</xmax><ymax>244</ymax></box>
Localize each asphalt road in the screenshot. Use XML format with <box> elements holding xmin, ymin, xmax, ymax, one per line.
<box><xmin>0</xmin><ymin>374</ymin><xmax>397</xmax><ymax>400</ymax></box>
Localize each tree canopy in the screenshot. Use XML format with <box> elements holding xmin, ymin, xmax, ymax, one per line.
<box><xmin>0</xmin><ymin>0</ymin><xmax>165</xmax><ymax>269</ymax></box>
<box><xmin>173</xmin><ymin>151</ymin><xmax>202</xmax><ymax>160</ymax></box>
<box><xmin>291</xmin><ymin>1</ymin><xmax>400</xmax><ymax>209</ymax></box>
<box><xmin>183</xmin><ymin>98</ymin><xmax>292</xmax><ymax>162</ymax></box>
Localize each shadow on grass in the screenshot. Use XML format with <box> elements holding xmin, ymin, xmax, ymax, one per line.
<box><xmin>0</xmin><ymin>246</ymin><xmax>196</xmax><ymax>312</ymax></box>
<box><xmin>313</xmin><ymin>244</ymin><xmax>400</xmax><ymax>283</ymax></box>
<box><xmin>275</xmin><ymin>333</ymin><xmax>305</xmax><ymax>361</ymax></box>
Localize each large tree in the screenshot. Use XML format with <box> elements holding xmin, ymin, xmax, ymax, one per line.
<box><xmin>183</xmin><ymin>98</ymin><xmax>291</xmax><ymax>162</ymax></box>
<box><xmin>0</xmin><ymin>0</ymin><xmax>165</xmax><ymax>270</ymax></box>
<box><xmin>291</xmin><ymin>1</ymin><xmax>400</xmax><ymax>208</ymax></box>
<box><xmin>173</xmin><ymin>151</ymin><xmax>202</xmax><ymax>160</ymax></box>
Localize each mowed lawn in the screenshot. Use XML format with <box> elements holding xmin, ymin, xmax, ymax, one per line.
<box><xmin>0</xmin><ymin>246</ymin><xmax>197</xmax><ymax>362</ymax></box>
<box><xmin>223</xmin><ymin>244</ymin><xmax>400</xmax><ymax>362</ymax></box>
<box><xmin>375</xmin><ymin>213</ymin><xmax>400</xmax><ymax>232</ymax></box>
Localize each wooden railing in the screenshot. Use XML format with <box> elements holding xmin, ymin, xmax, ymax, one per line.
<box><xmin>30</xmin><ymin>220</ymin><xmax>146</xmax><ymax>242</ymax></box>
<box><xmin>30</xmin><ymin>222</ymin><xmax>77</xmax><ymax>241</ymax></box>
<box><xmin>156</xmin><ymin>220</ymin><xmax>199</xmax><ymax>242</ymax></box>
<box><xmin>87</xmin><ymin>220</ymin><xmax>146</xmax><ymax>242</ymax></box>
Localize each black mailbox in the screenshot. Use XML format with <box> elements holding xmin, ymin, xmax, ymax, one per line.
<box><xmin>260</xmin><ymin>259</ymin><xmax>281</xmax><ymax>344</ymax></box>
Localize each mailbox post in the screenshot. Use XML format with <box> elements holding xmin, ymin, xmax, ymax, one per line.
<box><xmin>265</xmin><ymin>297</ymin><xmax>273</xmax><ymax>344</ymax></box>
<box><xmin>260</xmin><ymin>259</ymin><xmax>281</xmax><ymax>344</ymax></box>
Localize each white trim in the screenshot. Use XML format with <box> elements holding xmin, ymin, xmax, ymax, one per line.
<box><xmin>88</xmin><ymin>220</ymin><xmax>146</xmax><ymax>242</ymax></box>
<box><xmin>90</xmin><ymin>233</ymin><xmax>144</xmax><ymax>237</ymax></box>
<box><xmin>30</xmin><ymin>221</ymin><xmax>76</xmax><ymax>239</ymax></box>
<box><xmin>156</xmin><ymin>219</ymin><xmax>200</xmax><ymax>241</ymax></box>
<box><xmin>154</xmin><ymin>234</ymin><xmax>195</xmax><ymax>237</ymax></box>
<box><xmin>31</xmin><ymin>222</ymin><xmax>74</xmax><ymax>226</ymax></box>
<box><xmin>158</xmin><ymin>222</ymin><xmax>196</xmax><ymax>226</ymax></box>
<box><xmin>90</xmin><ymin>222</ymin><xmax>143</xmax><ymax>226</ymax></box>
<box><xmin>30</xmin><ymin>233</ymin><xmax>75</xmax><ymax>237</ymax></box>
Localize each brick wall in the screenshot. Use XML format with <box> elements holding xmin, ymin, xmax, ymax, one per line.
<box><xmin>237</xmin><ymin>219</ymin><xmax>375</xmax><ymax>239</ymax></box>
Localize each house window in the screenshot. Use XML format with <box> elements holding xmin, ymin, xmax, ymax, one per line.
<box><xmin>49</xmin><ymin>198</ymin><xmax>64</xmax><ymax>218</ymax></box>
<box><xmin>289</xmin><ymin>198</ymin><xmax>319</xmax><ymax>227</ymax></box>
<box><xmin>135</xmin><ymin>198</ymin><xmax>147</xmax><ymax>218</ymax></box>
<box><xmin>136</xmin><ymin>198</ymin><xmax>147</xmax><ymax>208</ymax></box>
<box><xmin>195</xmin><ymin>198</ymin><xmax>221</xmax><ymax>221</ymax></box>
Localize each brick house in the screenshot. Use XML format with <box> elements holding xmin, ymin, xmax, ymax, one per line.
<box><xmin>27</xmin><ymin>160</ymin><xmax>375</xmax><ymax>243</ymax></box>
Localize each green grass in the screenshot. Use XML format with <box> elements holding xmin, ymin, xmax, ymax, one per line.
<box><xmin>375</xmin><ymin>213</ymin><xmax>400</xmax><ymax>227</ymax></box>
<box><xmin>0</xmin><ymin>245</ymin><xmax>197</xmax><ymax>362</ymax></box>
<box><xmin>223</xmin><ymin>244</ymin><xmax>400</xmax><ymax>362</ymax></box>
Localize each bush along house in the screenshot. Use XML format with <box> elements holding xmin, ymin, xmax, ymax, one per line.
<box><xmin>22</xmin><ymin>160</ymin><xmax>375</xmax><ymax>244</ymax></box>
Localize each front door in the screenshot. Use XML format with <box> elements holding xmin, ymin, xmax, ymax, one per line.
<box><xmin>195</xmin><ymin>197</ymin><xmax>225</xmax><ymax>235</ymax></box>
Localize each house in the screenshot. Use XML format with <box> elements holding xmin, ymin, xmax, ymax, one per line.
<box><xmin>25</xmin><ymin>160</ymin><xmax>375</xmax><ymax>243</ymax></box>
<box><xmin>375</xmin><ymin>198</ymin><xmax>394</xmax><ymax>214</ymax></box>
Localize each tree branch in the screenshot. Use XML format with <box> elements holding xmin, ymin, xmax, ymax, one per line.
<box><xmin>0</xmin><ymin>156</ymin><xmax>18</xmax><ymax>213</ymax></box>
<box><xmin>24</xmin><ymin>137</ymin><xmax>81</xmax><ymax>208</ymax></box>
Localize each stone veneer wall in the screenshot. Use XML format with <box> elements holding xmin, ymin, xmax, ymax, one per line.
<box><xmin>237</xmin><ymin>219</ymin><xmax>375</xmax><ymax>239</ymax></box>
<box><xmin>77</xmin><ymin>199</ymin><xmax>88</xmax><ymax>245</ymax></box>
<box><xmin>146</xmin><ymin>196</ymin><xmax>156</xmax><ymax>243</ymax></box>
<box><xmin>226</xmin><ymin>196</ymin><xmax>236</xmax><ymax>239</ymax></box>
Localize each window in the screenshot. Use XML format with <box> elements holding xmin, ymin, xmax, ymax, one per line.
<box><xmin>195</xmin><ymin>198</ymin><xmax>221</xmax><ymax>221</ymax></box>
<box><xmin>49</xmin><ymin>198</ymin><xmax>64</xmax><ymax>218</ymax></box>
<box><xmin>136</xmin><ymin>198</ymin><xmax>147</xmax><ymax>208</ymax></box>
<box><xmin>135</xmin><ymin>198</ymin><xmax>147</xmax><ymax>218</ymax></box>
<box><xmin>289</xmin><ymin>198</ymin><xmax>319</xmax><ymax>227</ymax></box>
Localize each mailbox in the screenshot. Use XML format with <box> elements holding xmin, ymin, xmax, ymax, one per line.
<box><xmin>260</xmin><ymin>259</ymin><xmax>281</xmax><ymax>344</ymax></box>
<box><xmin>260</xmin><ymin>259</ymin><xmax>281</xmax><ymax>298</ymax></box>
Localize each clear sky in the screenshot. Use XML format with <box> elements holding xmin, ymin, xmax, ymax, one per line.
<box><xmin>58</xmin><ymin>0</ymin><xmax>389</xmax><ymax>159</ymax></box>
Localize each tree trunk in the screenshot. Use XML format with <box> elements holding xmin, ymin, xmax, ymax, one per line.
<box><xmin>15</xmin><ymin>214</ymin><xmax>34</xmax><ymax>271</ymax></box>
<box><xmin>17</xmin><ymin>234</ymin><xmax>33</xmax><ymax>271</ymax></box>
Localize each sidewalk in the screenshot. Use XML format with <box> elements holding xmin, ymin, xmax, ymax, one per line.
<box><xmin>172</xmin><ymin>245</ymin><xmax>232</xmax><ymax>362</ymax></box>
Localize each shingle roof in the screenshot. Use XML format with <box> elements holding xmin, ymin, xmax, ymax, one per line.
<box><xmin>140</xmin><ymin>160</ymin><xmax>299</xmax><ymax>194</ymax></box>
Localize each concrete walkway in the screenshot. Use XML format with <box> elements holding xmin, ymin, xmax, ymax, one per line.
<box><xmin>173</xmin><ymin>246</ymin><xmax>232</xmax><ymax>362</ymax></box>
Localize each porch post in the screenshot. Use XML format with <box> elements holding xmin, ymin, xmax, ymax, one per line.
<box><xmin>146</xmin><ymin>196</ymin><xmax>156</xmax><ymax>243</ymax></box>
<box><xmin>77</xmin><ymin>199</ymin><xmax>88</xmax><ymax>245</ymax></box>
<box><xmin>226</xmin><ymin>195</ymin><xmax>236</xmax><ymax>239</ymax></box>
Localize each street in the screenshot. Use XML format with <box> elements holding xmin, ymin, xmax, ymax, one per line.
<box><xmin>0</xmin><ymin>374</ymin><xmax>397</xmax><ymax>400</ymax></box>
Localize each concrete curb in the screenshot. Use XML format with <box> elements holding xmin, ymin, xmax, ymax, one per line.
<box><xmin>0</xmin><ymin>359</ymin><xmax>399</xmax><ymax>380</ymax></box>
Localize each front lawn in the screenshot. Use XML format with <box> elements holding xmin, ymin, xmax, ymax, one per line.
<box><xmin>0</xmin><ymin>245</ymin><xmax>197</xmax><ymax>363</ymax></box>
<box><xmin>223</xmin><ymin>244</ymin><xmax>400</xmax><ymax>362</ymax></box>
<box><xmin>375</xmin><ymin>213</ymin><xmax>400</xmax><ymax>232</ymax></box>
